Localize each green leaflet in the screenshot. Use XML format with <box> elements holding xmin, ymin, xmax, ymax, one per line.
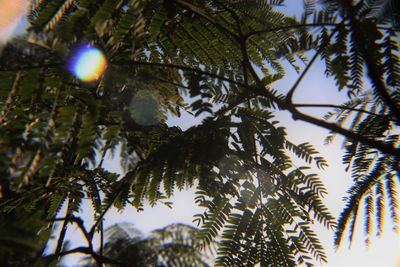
<box><xmin>1</xmin><ymin>1</ymin><xmax>398</xmax><ymax>266</ymax></box>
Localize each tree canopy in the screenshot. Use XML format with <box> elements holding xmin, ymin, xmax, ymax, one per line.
<box><xmin>83</xmin><ymin>223</ymin><xmax>216</xmax><ymax>267</ymax></box>
<box><xmin>0</xmin><ymin>0</ymin><xmax>399</xmax><ymax>266</ymax></box>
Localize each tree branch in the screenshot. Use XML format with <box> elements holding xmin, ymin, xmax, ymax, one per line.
<box><xmin>293</xmin><ymin>103</ymin><xmax>392</xmax><ymax>119</ymax></box>
<box><xmin>286</xmin><ymin>27</ymin><xmax>337</xmax><ymax>102</ymax></box>
<box><xmin>114</xmin><ymin>59</ymin><xmax>400</xmax><ymax>156</ymax></box>
<box><xmin>245</xmin><ymin>23</ymin><xmax>341</xmax><ymax>39</ymax></box>
<box><xmin>233</xmin><ymin>24</ymin><xmax>400</xmax><ymax>157</ymax></box>
<box><xmin>44</xmin><ymin>246</ymin><xmax>126</xmax><ymax>266</ymax></box>
<box><xmin>88</xmin><ymin>178</ymin><xmax>130</xmax><ymax>237</ymax></box>
<box><xmin>285</xmin><ymin>49</ymin><xmax>320</xmax><ymax>102</ymax></box>
<box><xmin>49</xmin><ymin>216</ymin><xmax>112</xmax><ymax>266</ymax></box>
<box><xmin>54</xmin><ymin>199</ymin><xmax>71</xmax><ymax>255</ymax></box>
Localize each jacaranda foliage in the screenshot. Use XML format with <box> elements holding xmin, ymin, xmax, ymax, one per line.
<box><xmin>0</xmin><ymin>0</ymin><xmax>398</xmax><ymax>266</ymax></box>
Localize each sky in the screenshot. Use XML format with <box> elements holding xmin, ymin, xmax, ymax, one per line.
<box><xmin>1</xmin><ymin>1</ymin><xmax>399</xmax><ymax>266</ymax></box>
<box><xmin>0</xmin><ymin>0</ymin><xmax>28</xmax><ymax>43</ymax></box>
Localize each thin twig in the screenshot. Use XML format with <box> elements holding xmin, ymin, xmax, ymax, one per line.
<box><xmin>286</xmin><ymin>28</ymin><xmax>337</xmax><ymax>102</ymax></box>
<box><xmin>43</xmin><ymin>246</ymin><xmax>125</xmax><ymax>266</ymax></box>
<box><xmin>245</xmin><ymin>23</ymin><xmax>341</xmax><ymax>38</ymax></box>
<box><xmin>54</xmin><ymin>198</ymin><xmax>71</xmax><ymax>255</ymax></box>
<box><xmin>294</xmin><ymin>103</ymin><xmax>392</xmax><ymax>119</ymax></box>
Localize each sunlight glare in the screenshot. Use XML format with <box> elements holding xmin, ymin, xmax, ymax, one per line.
<box><xmin>69</xmin><ymin>45</ymin><xmax>107</xmax><ymax>82</ymax></box>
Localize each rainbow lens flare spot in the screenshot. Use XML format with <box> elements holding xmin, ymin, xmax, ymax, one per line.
<box><xmin>69</xmin><ymin>46</ymin><xmax>107</xmax><ymax>82</ymax></box>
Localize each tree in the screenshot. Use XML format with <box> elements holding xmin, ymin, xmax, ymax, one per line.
<box><xmin>83</xmin><ymin>223</ymin><xmax>215</xmax><ymax>267</ymax></box>
<box><xmin>0</xmin><ymin>0</ymin><xmax>398</xmax><ymax>266</ymax></box>
<box><xmin>307</xmin><ymin>0</ymin><xmax>400</xmax><ymax>247</ymax></box>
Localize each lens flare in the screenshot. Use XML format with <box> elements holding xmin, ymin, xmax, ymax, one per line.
<box><xmin>130</xmin><ymin>90</ymin><xmax>162</xmax><ymax>126</ymax></box>
<box><xmin>69</xmin><ymin>45</ymin><xmax>107</xmax><ymax>82</ymax></box>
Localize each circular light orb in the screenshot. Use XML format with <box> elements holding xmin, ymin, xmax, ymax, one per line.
<box><xmin>69</xmin><ymin>46</ymin><xmax>107</xmax><ymax>82</ymax></box>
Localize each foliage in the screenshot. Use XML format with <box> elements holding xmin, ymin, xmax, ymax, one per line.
<box><xmin>0</xmin><ymin>0</ymin><xmax>398</xmax><ymax>266</ymax></box>
<box><xmin>310</xmin><ymin>0</ymin><xmax>400</xmax><ymax>248</ymax></box>
<box><xmin>83</xmin><ymin>223</ymin><xmax>215</xmax><ymax>267</ymax></box>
